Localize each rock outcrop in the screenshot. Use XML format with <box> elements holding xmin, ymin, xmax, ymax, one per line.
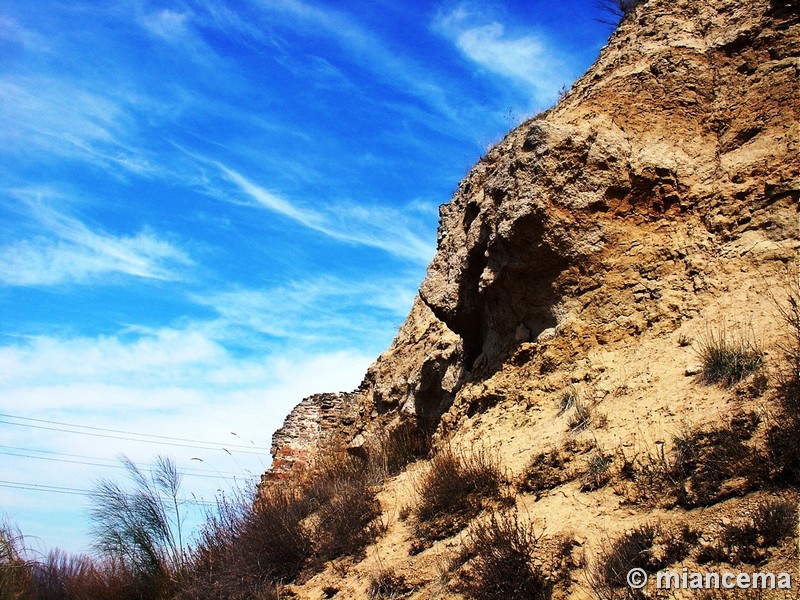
<box><xmin>265</xmin><ymin>391</ymin><xmax>361</xmax><ymax>480</ymax></box>
<box><xmin>265</xmin><ymin>0</ymin><xmax>799</xmax><ymax>478</ymax></box>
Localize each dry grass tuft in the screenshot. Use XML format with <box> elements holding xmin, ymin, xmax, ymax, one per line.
<box><xmin>412</xmin><ymin>447</ymin><xmax>506</xmax><ymax>547</ymax></box>
<box><xmin>695</xmin><ymin>325</ymin><xmax>763</xmax><ymax>387</ymax></box>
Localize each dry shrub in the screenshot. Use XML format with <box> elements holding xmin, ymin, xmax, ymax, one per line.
<box><xmin>307</xmin><ymin>453</ymin><xmax>384</xmax><ymax>562</ymax></box>
<box><xmin>658</xmin><ymin>524</ymin><xmax>698</xmax><ymax>566</ymax></box>
<box><xmin>587</xmin><ymin>522</ymin><xmax>698</xmax><ymax>599</ymax></box>
<box><xmin>519</xmin><ymin>439</ymin><xmax>596</xmax><ymax>496</ymax></box>
<box><xmin>456</xmin><ymin>512</ymin><xmax>552</xmax><ymax>600</ymax></box>
<box><xmin>698</xmin><ymin>497</ymin><xmax>797</xmax><ymax>566</ymax></box>
<box><xmin>242</xmin><ymin>486</ymin><xmax>312</xmax><ymax>581</ymax></box>
<box><xmin>1</xmin><ymin>523</ymin><xmax>33</xmax><ymax>600</ymax></box>
<box><xmin>413</xmin><ymin>447</ymin><xmax>505</xmax><ymax>546</ymax></box>
<box><xmin>671</xmin><ymin>420</ymin><xmax>755</xmax><ymax>507</ymax></box>
<box><xmin>762</xmin><ymin>271</ymin><xmax>800</xmax><ymax>485</ymax></box>
<box><xmin>32</xmin><ymin>551</ymin><xmax>148</xmax><ymax>600</ymax></box>
<box><xmin>623</xmin><ymin>415</ymin><xmax>758</xmax><ymax>508</ymax></box>
<box><xmin>752</xmin><ymin>497</ymin><xmax>797</xmax><ymax>547</ymax></box>
<box><xmin>519</xmin><ymin>450</ymin><xmax>573</xmax><ymax>495</ymax></box>
<box><xmin>182</xmin><ymin>444</ymin><xmax>387</xmax><ymax>597</ymax></box>
<box><xmin>180</xmin><ymin>485</ymin><xmax>308</xmax><ymax>600</ymax></box>
<box><xmin>568</xmin><ymin>398</ymin><xmax>593</xmax><ymax>432</ymax></box>
<box><xmin>764</xmin><ymin>418</ymin><xmax>800</xmax><ymax>485</ymax></box>
<box><xmin>588</xmin><ymin>524</ymin><xmax>662</xmax><ymax>600</ymax></box>
<box><xmin>581</xmin><ymin>451</ymin><xmax>614</xmax><ymax>492</ymax></box>
<box><xmin>557</xmin><ymin>388</ymin><xmax>578</xmax><ymax>416</ymax></box>
<box><xmin>773</xmin><ymin>268</ymin><xmax>800</xmax><ymax>415</ymax></box>
<box><xmin>376</xmin><ymin>422</ymin><xmax>431</xmax><ymax>476</ymax></box>
<box><xmin>695</xmin><ymin>326</ymin><xmax>763</xmax><ymax>387</ymax></box>
<box><xmin>367</xmin><ymin>568</ymin><xmax>412</xmax><ymax>599</ymax></box>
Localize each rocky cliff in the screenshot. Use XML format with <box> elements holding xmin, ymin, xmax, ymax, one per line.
<box><xmin>266</xmin><ymin>0</ymin><xmax>798</xmax><ymax>479</ymax></box>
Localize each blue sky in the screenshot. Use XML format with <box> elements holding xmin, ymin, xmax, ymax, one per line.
<box><xmin>0</xmin><ymin>0</ymin><xmax>615</xmax><ymax>554</ymax></box>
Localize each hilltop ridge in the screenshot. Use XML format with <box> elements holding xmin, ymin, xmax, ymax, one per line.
<box><xmin>262</xmin><ymin>0</ymin><xmax>799</xmax><ymax>596</ymax></box>
<box><xmin>267</xmin><ymin>0</ymin><xmax>798</xmax><ymax>478</ymax></box>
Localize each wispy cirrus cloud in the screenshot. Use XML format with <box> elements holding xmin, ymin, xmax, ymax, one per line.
<box><xmin>434</xmin><ymin>5</ymin><xmax>572</xmax><ymax>107</ymax></box>
<box><xmin>252</xmin><ymin>0</ymin><xmax>465</xmax><ymax>127</ymax></box>
<box><xmin>0</xmin><ymin>14</ymin><xmax>48</xmax><ymax>52</ymax></box>
<box><xmin>140</xmin><ymin>9</ymin><xmax>191</xmax><ymax>42</ymax></box>
<box><xmin>0</xmin><ymin>75</ymin><xmax>164</xmax><ymax>179</ymax></box>
<box><xmin>214</xmin><ymin>163</ymin><xmax>435</xmax><ymax>264</ymax></box>
<box><xmin>0</xmin><ymin>191</ymin><xmax>192</xmax><ymax>286</ymax></box>
<box><xmin>194</xmin><ymin>273</ymin><xmax>417</xmax><ymax>349</ymax></box>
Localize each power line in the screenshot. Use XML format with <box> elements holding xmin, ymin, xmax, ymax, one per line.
<box><xmin>0</xmin><ymin>419</ymin><xmax>266</xmax><ymax>455</ymax></box>
<box><xmin>0</xmin><ymin>480</ymin><xmax>90</xmax><ymax>495</ymax></box>
<box><xmin>0</xmin><ymin>444</ymin><xmax>246</xmax><ymax>478</ymax></box>
<box><xmin>0</xmin><ymin>480</ymin><xmax>216</xmax><ymax>506</ymax></box>
<box><xmin>0</xmin><ymin>449</ymin><xmax>241</xmax><ymax>480</ymax></box>
<box><xmin>0</xmin><ymin>412</ymin><xmax>270</xmax><ymax>451</ymax></box>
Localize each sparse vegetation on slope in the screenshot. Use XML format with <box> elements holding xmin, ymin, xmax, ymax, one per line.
<box><xmin>455</xmin><ymin>512</ymin><xmax>553</xmax><ymax>600</ymax></box>
<box><xmin>367</xmin><ymin>568</ymin><xmax>412</xmax><ymax>599</ymax></box>
<box><xmin>411</xmin><ymin>447</ymin><xmax>506</xmax><ymax>548</ymax></box>
<box><xmin>695</xmin><ymin>325</ymin><xmax>764</xmax><ymax>387</ymax></box>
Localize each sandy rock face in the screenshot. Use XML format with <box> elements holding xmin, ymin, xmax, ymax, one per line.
<box><xmin>266</xmin><ymin>0</ymin><xmax>799</xmax><ymax>475</ymax></box>
<box><xmin>402</xmin><ymin>0</ymin><xmax>798</xmax><ymax>413</ymax></box>
<box><xmin>420</xmin><ymin>0</ymin><xmax>798</xmax><ymax>371</ymax></box>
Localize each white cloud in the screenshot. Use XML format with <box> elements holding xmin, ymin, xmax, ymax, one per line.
<box><xmin>141</xmin><ymin>9</ymin><xmax>191</xmax><ymax>42</ymax></box>
<box><xmin>216</xmin><ymin>163</ymin><xmax>435</xmax><ymax>263</ymax></box>
<box><xmin>0</xmin><ymin>324</ymin><xmax>374</xmax><ymax>553</ymax></box>
<box><xmin>435</xmin><ymin>5</ymin><xmax>570</xmax><ymax>107</ymax></box>
<box><xmin>253</xmin><ymin>0</ymin><xmax>466</xmax><ymax>127</ymax></box>
<box><xmin>216</xmin><ymin>163</ymin><xmax>324</xmax><ymax>229</ymax></box>
<box><xmin>0</xmin><ymin>76</ymin><xmax>164</xmax><ymax>178</ymax></box>
<box><xmin>0</xmin><ymin>14</ymin><xmax>49</xmax><ymax>52</ymax></box>
<box><xmin>193</xmin><ymin>274</ymin><xmax>417</xmax><ymax>350</ymax></box>
<box><xmin>0</xmin><ymin>193</ymin><xmax>192</xmax><ymax>286</ymax></box>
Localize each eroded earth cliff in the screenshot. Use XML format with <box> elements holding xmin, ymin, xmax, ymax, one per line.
<box><xmin>263</xmin><ymin>0</ymin><xmax>799</xmax><ymax>596</ymax></box>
